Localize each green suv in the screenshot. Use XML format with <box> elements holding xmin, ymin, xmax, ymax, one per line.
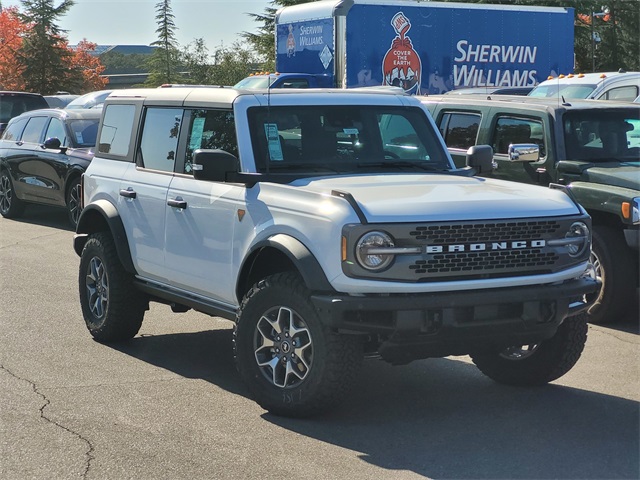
<box><xmin>423</xmin><ymin>95</ymin><xmax>639</xmax><ymax>324</ymax></box>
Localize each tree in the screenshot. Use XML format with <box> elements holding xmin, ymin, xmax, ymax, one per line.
<box><xmin>242</xmin><ymin>0</ymin><xmax>314</xmax><ymax>71</ymax></box>
<box><xmin>182</xmin><ymin>38</ymin><xmax>212</xmax><ymax>85</ymax></box>
<box><xmin>0</xmin><ymin>6</ymin><xmax>28</xmax><ymax>90</ymax></box>
<box><xmin>209</xmin><ymin>42</ymin><xmax>261</xmax><ymax>86</ymax></box>
<box><xmin>17</xmin><ymin>0</ymin><xmax>75</xmax><ymax>94</ymax></box>
<box><xmin>66</xmin><ymin>39</ymin><xmax>108</xmax><ymax>92</ymax></box>
<box><xmin>146</xmin><ymin>0</ymin><xmax>183</xmax><ymax>86</ymax></box>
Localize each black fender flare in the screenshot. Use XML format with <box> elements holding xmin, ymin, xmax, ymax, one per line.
<box><xmin>73</xmin><ymin>199</ymin><xmax>136</xmax><ymax>274</ymax></box>
<box><xmin>237</xmin><ymin>234</ymin><xmax>334</xmax><ymax>299</ymax></box>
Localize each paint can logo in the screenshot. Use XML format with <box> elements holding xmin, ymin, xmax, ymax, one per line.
<box><xmin>382</xmin><ymin>12</ymin><xmax>421</xmax><ymax>94</ymax></box>
<box><xmin>286</xmin><ymin>24</ymin><xmax>296</xmax><ymax>57</ymax></box>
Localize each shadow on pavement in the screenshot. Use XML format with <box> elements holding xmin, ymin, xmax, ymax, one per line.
<box><xmin>110</xmin><ymin>329</ymin><xmax>639</xmax><ymax>480</ymax></box>
<box><xmin>9</xmin><ymin>204</ymin><xmax>73</xmax><ymax>231</ymax></box>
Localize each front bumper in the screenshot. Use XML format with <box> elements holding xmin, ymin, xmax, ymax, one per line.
<box><xmin>311</xmin><ymin>277</ymin><xmax>598</xmax><ymax>363</ymax></box>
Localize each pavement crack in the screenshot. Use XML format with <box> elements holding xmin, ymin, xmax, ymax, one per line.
<box><xmin>1</xmin><ymin>364</ymin><xmax>95</xmax><ymax>479</ymax></box>
<box><xmin>588</xmin><ymin>325</ymin><xmax>640</xmax><ymax>345</ymax></box>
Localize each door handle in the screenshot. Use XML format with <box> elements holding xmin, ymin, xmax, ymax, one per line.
<box><xmin>119</xmin><ymin>188</ymin><xmax>136</xmax><ymax>199</ymax></box>
<box><xmin>167</xmin><ymin>197</ymin><xmax>187</xmax><ymax>209</ymax></box>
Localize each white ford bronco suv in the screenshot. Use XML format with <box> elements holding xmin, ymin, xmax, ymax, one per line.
<box><xmin>74</xmin><ymin>87</ymin><xmax>598</xmax><ymax>417</ymax></box>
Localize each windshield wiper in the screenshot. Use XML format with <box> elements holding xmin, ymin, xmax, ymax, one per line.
<box><xmin>357</xmin><ymin>161</ymin><xmax>448</xmax><ymax>172</ymax></box>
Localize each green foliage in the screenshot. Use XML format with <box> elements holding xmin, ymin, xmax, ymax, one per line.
<box><xmin>208</xmin><ymin>42</ymin><xmax>261</xmax><ymax>86</ymax></box>
<box><xmin>182</xmin><ymin>38</ymin><xmax>213</xmax><ymax>85</ymax></box>
<box><xmin>17</xmin><ymin>0</ymin><xmax>76</xmax><ymax>94</ymax></box>
<box><xmin>100</xmin><ymin>52</ymin><xmax>151</xmax><ymax>75</ymax></box>
<box><xmin>146</xmin><ymin>0</ymin><xmax>183</xmax><ymax>85</ymax></box>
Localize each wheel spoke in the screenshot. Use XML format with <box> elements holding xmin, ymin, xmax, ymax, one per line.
<box><xmin>86</xmin><ymin>257</ymin><xmax>107</xmax><ymax>319</ymax></box>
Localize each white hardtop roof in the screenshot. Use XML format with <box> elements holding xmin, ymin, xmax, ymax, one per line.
<box><xmin>538</xmin><ymin>71</ymin><xmax>640</xmax><ymax>85</ymax></box>
<box><xmin>277</xmin><ymin>0</ymin><xmax>570</xmax><ymax>23</ymax></box>
<box><xmin>105</xmin><ymin>86</ymin><xmax>411</xmax><ymax>108</ymax></box>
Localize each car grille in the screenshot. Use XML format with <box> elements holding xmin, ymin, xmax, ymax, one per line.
<box><xmin>342</xmin><ymin>217</ymin><xmax>587</xmax><ymax>282</ymax></box>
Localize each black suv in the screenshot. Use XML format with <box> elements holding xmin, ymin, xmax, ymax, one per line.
<box><xmin>422</xmin><ymin>95</ymin><xmax>640</xmax><ymax>324</ymax></box>
<box><xmin>0</xmin><ymin>108</ymin><xmax>101</xmax><ymax>227</ymax></box>
<box><xmin>0</xmin><ymin>91</ymin><xmax>48</xmax><ymax>135</ymax></box>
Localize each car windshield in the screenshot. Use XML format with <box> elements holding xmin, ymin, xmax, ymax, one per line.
<box><xmin>66</xmin><ymin>91</ymin><xmax>112</xmax><ymax>110</ymax></box>
<box><xmin>234</xmin><ymin>77</ymin><xmax>273</xmax><ymax>89</ymax></box>
<box><xmin>248</xmin><ymin>105</ymin><xmax>452</xmax><ymax>174</ymax></box>
<box><xmin>529</xmin><ymin>84</ymin><xmax>597</xmax><ymax>99</ymax></box>
<box><xmin>564</xmin><ymin>110</ymin><xmax>640</xmax><ymax>162</ymax></box>
<box><xmin>68</xmin><ymin>119</ymin><xmax>99</xmax><ymax>148</ymax></box>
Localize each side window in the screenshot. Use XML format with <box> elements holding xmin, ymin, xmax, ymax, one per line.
<box><xmin>21</xmin><ymin>116</ymin><xmax>48</xmax><ymax>144</ymax></box>
<box><xmin>2</xmin><ymin>117</ymin><xmax>28</xmax><ymax>141</ymax></box>
<box><xmin>492</xmin><ymin>116</ymin><xmax>546</xmax><ymax>157</ymax></box>
<box><xmin>184</xmin><ymin>109</ymin><xmax>237</xmax><ymax>175</ymax></box>
<box><xmin>598</xmin><ymin>85</ymin><xmax>639</xmax><ymax>102</ymax></box>
<box><xmin>139</xmin><ymin>107</ymin><xmax>183</xmax><ymax>172</ymax></box>
<box><xmin>439</xmin><ymin>112</ymin><xmax>480</xmax><ymax>150</ymax></box>
<box><xmin>44</xmin><ymin>117</ymin><xmax>67</xmax><ymax>145</ymax></box>
<box><xmin>98</xmin><ymin>104</ymin><xmax>135</xmax><ymax>156</ymax></box>
<box><xmin>281</xmin><ymin>79</ymin><xmax>310</xmax><ymax>88</ymax></box>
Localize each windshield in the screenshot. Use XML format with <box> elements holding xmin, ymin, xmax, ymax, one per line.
<box><xmin>564</xmin><ymin>110</ymin><xmax>640</xmax><ymax>161</ymax></box>
<box><xmin>529</xmin><ymin>84</ymin><xmax>597</xmax><ymax>99</ymax></box>
<box><xmin>234</xmin><ymin>77</ymin><xmax>273</xmax><ymax>89</ymax></box>
<box><xmin>69</xmin><ymin>119</ymin><xmax>99</xmax><ymax>148</ymax></box>
<box><xmin>248</xmin><ymin>105</ymin><xmax>451</xmax><ymax>174</ymax></box>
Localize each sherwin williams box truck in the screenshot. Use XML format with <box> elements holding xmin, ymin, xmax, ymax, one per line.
<box><xmin>275</xmin><ymin>0</ymin><xmax>575</xmax><ymax>94</ymax></box>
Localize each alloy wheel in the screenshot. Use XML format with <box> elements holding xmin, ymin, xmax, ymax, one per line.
<box><xmin>254</xmin><ymin>306</ymin><xmax>313</xmax><ymax>388</ymax></box>
<box><xmin>86</xmin><ymin>256</ymin><xmax>108</xmax><ymax>319</ymax></box>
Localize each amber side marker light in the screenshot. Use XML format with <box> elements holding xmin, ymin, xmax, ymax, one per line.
<box><xmin>341</xmin><ymin>236</ymin><xmax>347</xmax><ymax>261</ymax></box>
<box><xmin>622</xmin><ymin>202</ymin><xmax>631</xmax><ymax>219</ymax></box>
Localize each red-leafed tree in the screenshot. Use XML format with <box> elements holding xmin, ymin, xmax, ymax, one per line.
<box><xmin>65</xmin><ymin>39</ymin><xmax>108</xmax><ymax>92</ymax></box>
<box><xmin>0</xmin><ymin>7</ymin><xmax>28</xmax><ymax>90</ymax></box>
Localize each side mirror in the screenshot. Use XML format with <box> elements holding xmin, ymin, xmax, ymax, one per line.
<box><xmin>508</xmin><ymin>143</ymin><xmax>539</xmax><ymax>162</ymax></box>
<box><xmin>192</xmin><ymin>149</ymin><xmax>239</xmax><ymax>182</ymax></box>
<box><xmin>466</xmin><ymin>145</ymin><xmax>493</xmax><ymax>175</ymax></box>
<box><xmin>43</xmin><ymin>137</ymin><xmax>62</xmax><ymax>150</ymax></box>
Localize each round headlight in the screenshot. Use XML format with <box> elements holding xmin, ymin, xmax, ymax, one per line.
<box><xmin>355</xmin><ymin>231</ymin><xmax>395</xmax><ymax>271</ymax></box>
<box><xmin>566</xmin><ymin>221</ymin><xmax>590</xmax><ymax>257</ymax></box>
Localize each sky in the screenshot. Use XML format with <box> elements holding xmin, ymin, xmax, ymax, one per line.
<box><xmin>4</xmin><ymin>0</ymin><xmax>270</xmax><ymax>50</ymax></box>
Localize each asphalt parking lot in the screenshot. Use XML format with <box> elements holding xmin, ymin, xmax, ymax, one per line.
<box><xmin>1</xmin><ymin>206</ymin><xmax>638</xmax><ymax>480</ymax></box>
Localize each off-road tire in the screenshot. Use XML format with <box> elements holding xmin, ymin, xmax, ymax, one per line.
<box><xmin>234</xmin><ymin>272</ymin><xmax>363</xmax><ymax>417</ymax></box>
<box><xmin>587</xmin><ymin>225</ymin><xmax>637</xmax><ymax>324</ymax></box>
<box><xmin>79</xmin><ymin>232</ymin><xmax>147</xmax><ymax>342</ymax></box>
<box><xmin>66</xmin><ymin>177</ymin><xmax>82</xmax><ymax>228</ymax></box>
<box><xmin>471</xmin><ymin>313</ymin><xmax>588</xmax><ymax>386</ymax></box>
<box><xmin>0</xmin><ymin>168</ymin><xmax>25</xmax><ymax>218</ymax></box>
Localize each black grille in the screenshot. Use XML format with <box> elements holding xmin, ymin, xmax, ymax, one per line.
<box><xmin>409</xmin><ymin>250</ymin><xmax>558</xmax><ymax>275</ymax></box>
<box><xmin>409</xmin><ymin>220</ymin><xmax>561</xmax><ymax>242</ymax></box>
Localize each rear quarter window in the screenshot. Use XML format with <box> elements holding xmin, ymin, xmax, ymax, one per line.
<box><xmin>98</xmin><ymin>104</ymin><xmax>136</xmax><ymax>156</ymax></box>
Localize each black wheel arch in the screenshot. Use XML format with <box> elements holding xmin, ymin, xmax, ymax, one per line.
<box><xmin>74</xmin><ymin>199</ymin><xmax>136</xmax><ymax>274</ymax></box>
<box><xmin>236</xmin><ymin>234</ymin><xmax>334</xmax><ymax>302</ymax></box>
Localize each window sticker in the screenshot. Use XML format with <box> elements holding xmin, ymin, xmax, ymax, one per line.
<box><xmin>189</xmin><ymin>117</ymin><xmax>205</xmax><ymax>150</ymax></box>
<box><xmin>343</xmin><ymin>128</ymin><xmax>359</xmax><ymax>135</ymax></box>
<box><xmin>264</xmin><ymin>123</ymin><xmax>283</xmax><ymax>161</ymax></box>
<box><xmin>76</xmin><ymin>132</ymin><xmax>84</xmax><ymax>144</ymax></box>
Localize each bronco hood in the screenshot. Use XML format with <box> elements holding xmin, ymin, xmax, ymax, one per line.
<box><xmin>296</xmin><ymin>174</ymin><xmax>580</xmax><ymax>223</ymax></box>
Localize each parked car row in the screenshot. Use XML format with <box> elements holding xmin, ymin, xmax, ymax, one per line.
<box><xmin>0</xmin><ymin>89</ymin><xmax>115</xmax><ymax>227</ymax></box>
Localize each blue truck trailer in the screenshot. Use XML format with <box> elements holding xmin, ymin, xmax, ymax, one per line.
<box><xmin>274</xmin><ymin>0</ymin><xmax>575</xmax><ymax>94</ymax></box>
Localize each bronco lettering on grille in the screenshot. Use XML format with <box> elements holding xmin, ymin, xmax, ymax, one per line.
<box><xmin>426</xmin><ymin>240</ymin><xmax>546</xmax><ymax>253</ymax></box>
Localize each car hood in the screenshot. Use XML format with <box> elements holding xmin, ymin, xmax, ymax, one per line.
<box><xmin>582</xmin><ymin>163</ymin><xmax>640</xmax><ymax>191</ymax></box>
<box><xmin>292</xmin><ymin>173</ymin><xmax>580</xmax><ymax>223</ymax></box>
